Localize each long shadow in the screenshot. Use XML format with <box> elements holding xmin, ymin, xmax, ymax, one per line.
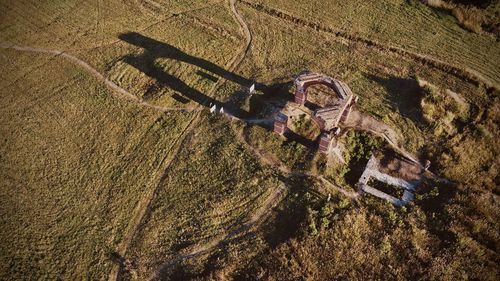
<box><xmin>416</xmin><ymin>179</ymin><xmax>457</xmax><ymax>247</ymax></box>
<box><xmin>119</xmin><ymin>32</ymin><xmax>246</xmax><ymax>119</ymax></box>
<box><xmin>119</xmin><ymin>32</ymin><xmax>268</xmax><ymax>91</ymax></box>
<box><xmin>119</xmin><ymin>32</ymin><xmax>318</xmax><ymax>159</ymax></box>
<box><xmin>366</xmin><ymin>73</ymin><xmax>425</xmax><ymax>126</ymax></box>
<box><xmin>109</xmin><ymin>251</ymin><xmax>128</xmax><ymax>281</ymax></box>
<box><xmin>122</xmin><ymin>52</ymin><xmax>221</xmax><ymax>108</ymax></box>
<box><xmin>284</xmin><ymin>130</ymin><xmax>318</xmax><ymax>152</ymax></box>
<box><xmin>118</xmin><ymin>32</ymin><xmax>290</xmax><ymax>120</ymax></box>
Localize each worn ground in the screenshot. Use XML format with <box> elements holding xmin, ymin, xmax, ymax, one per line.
<box><xmin>0</xmin><ymin>0</ymin><xmax>498</xmax><ymax>280</ymax></box>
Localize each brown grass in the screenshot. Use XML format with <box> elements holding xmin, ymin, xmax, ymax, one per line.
<box><xmin>1</xmin><ymin>0</ymin><xmax>499</xmax><ymax>280</ymax></box>
<box><xmin>424</xmin><ymin>0</ymin><xmax>485</xmax><ymax>34</ymax></box>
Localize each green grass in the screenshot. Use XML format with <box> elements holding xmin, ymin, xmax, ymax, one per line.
<box><xmin>0</xmin><ymin>0</ymin><xmax>498</xmax><ymax>280</ymax></box>
<box><xmin>245</xmin><ymin>0</ymin><xmax>500</xmax><ymax>88</ymax></box>
<box><xmin>0</xmin><ymin>51</ymin><xmax>193</xmax><ymax>279</ymax></box>
<box><xmin>0</xmin><ymin>1</ymin><xmax>246</xmax><ymax>278</ymax></box>
<box><xmin>126</xmin><ymin>114</ymin><xmax>282</xmax><ymax>279</ymax></box>
<box><xmin>0</xmin><ymin>0</ymin><xmax>224</xmax><ymax>49</ymax></box>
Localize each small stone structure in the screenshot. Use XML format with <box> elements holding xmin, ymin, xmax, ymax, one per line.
<box><xmin>358</xmin><ymin>153</ymin><xmax>423</xmax><ymax>206</ymax></box>
<box><xmin>273</xmin><ymin>72</ymin><xmax>357</xmax><ymax>154</ymax></box>
<box><xmin>294</xmin><ymin>89</ymin><xmax>307</xmax><ymax>105</ymax></box>
<box><xmin>273</xmin><ymin>112</ymin><xmax>288</xmax><ymax>135</ymax></box>
<box><xmin>318</xmin><ymin>132</ymin><xmax>333</xmax><ymax>153</ymax></box>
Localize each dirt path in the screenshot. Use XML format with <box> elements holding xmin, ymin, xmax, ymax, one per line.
<box><xmin>107</xmin><ymin>115</ymin><xmax>199</xmax><ymax>281</ymax></box>
<box><xmin>149</xmin><ymin>183</ymin><xmax>287</xmax><ymax>280</ymax></box>
<box><xmin>343</xmin><ymin>109</ymin><xmax>421</xmax><ymax>165</ymax></box>
<box><xmin>146</xmin><ymin>1</ymin><xmax>259</xmax><ymax>279</ymax></box>
<box><xmin>229</xmin><ymin>0</ymin><xmax>252</xmax><ymax>56</ymax></box>
<box><xmin>0</xmin><ymin>44</ymin><xmax>200</xmax><ymax>113</ymax></box>
<box><xmin>111</xmin><ymin>1</ymin><xmax>256</xmax><ymax>280</ymax></box>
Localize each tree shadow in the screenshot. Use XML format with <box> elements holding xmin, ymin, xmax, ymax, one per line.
<box><xmin>366</xmin><ymin>74</ymin><xmax>425</xmax><ymax>126</ymax></box>
<box><xmin>415</xmin><ymin>180</ymin><xmax>458</xmax><ymax>247</ymax></box>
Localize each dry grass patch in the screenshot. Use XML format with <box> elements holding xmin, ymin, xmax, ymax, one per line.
<box><xmin>0</xmin><ymin>51</ymin><xmax>192</xmax><ymax>279</ymax></box>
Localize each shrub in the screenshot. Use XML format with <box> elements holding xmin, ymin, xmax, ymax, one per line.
<box><xmin>452</xmin><ymin>6</ymin><xmax>484</xmax><ymax>33</ymax></box>
<box><xmin>344</xmin><ymin>130</ymin><xmax>383</xmax><ymax>163</ymax></box>
<box><xmin>316</xmin><ymin>153</ymin><xmax>327</xmax><ymax>174</ymax></box>
<box><xmin>306</xmin><ymin>207</ymin><xmax>319</xmax><ymax>236</ymax></box>
<box><xmin>422</xmin><ymin>0</ymin><xmax>486</xmax><ymax>34</ymax></box>
<box><xmin>338</xmin><ymin>198</ymin><xmax>350</xmax><ymax>209</ymax></box>
<box><xmin>380</xmin><ymin>236</ymin><xmax>392</xmax><ymax>255</ymax></box>
<box><xmin>320</xmin><ymin>204</ymin><xmax>332</xmax><ymax>217</ymax></box>
<box><xmin>320</xmin><ymin>217</ymin><xmax>330</xmax><ymax>230</ymax></box>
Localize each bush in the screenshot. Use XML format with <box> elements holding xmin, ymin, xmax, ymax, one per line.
<box><xmin>344</xmin><ymin>130</ymin><xmax>383</xmax><ymax>163</ymax></box>
<box><xmin>291</xmin><ymin>113</ymin><xmax>319</xmax><ymax>139</ymax></box>
<box><xmin>320</xmin><ymin>204</ymin><xmax>332</xmax><ymax>217</ymax></box>
<box><xmin>306</xmin><ymin>207</ymin><xmax>318</xmax><ymax>235</ymax></box>
<box><xmin>452</xmin><ymin>6</ymin><xmax>484</xmax><ymax>33</ymax></box>
<box><xmin>316</xmin><ymin>153</ymin><xmax>327</xmax><ymax>174</ymax></box>
<box><xmin>338</xmin><ymin>198</ymin><xmax>350</xmax><ymax>209</ymax></box>
<box><xmin>423</xmin><ymin>0</ymin><xmax>487</xmax><ymax>34</ymax></box>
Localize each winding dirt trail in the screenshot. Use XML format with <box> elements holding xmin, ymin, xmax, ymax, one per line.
<box><xmin>0</xmin><ymin>44</ymin><xmax>200</xmax><ymax>113</ymax></box>
<box><xmin>146</xmin><ymin>1</ymin><xmax>260</xmax><ymax>279</ymax></box>
<box><xmin>342</xmin><ymin>109</ymin><xmax>421</xmax><ymax>165</ymax></box>
<box><xmin>111</xmin><ymin>1</ymin><xmax>256</xmax><ymax>280</ymax></box>
<box><xmin>229</xmin><ymin>0</ymin><xmax>252</xmax><ymax>57</ymax></box>
<box><xmin>107</xmin><ymin>116</ymin><xmax>199</xmax><ymax>281</ymax></box>
<box><xmin>149</xmin><ymin>183</ymin><xmax>287</xmax><ymax>280</ymax></box>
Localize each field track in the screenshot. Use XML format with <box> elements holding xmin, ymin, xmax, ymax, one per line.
<box><xmin>240</xmin><ymin>0</ymin><xmax>498</xmax><ymax>91</ymax></box>
<box><xmin>148</xmin><ymin>183</ymin><xmax>287</xmax><ymax>280</ymax></box>
<box><xmin>0</xmin><ymin>44</ymin><xmax>199</xmax><ymax>113</ymax></box>
<box><xmin>108</xmin><ymin>0</ymin><xmax>257</xmax><ymax>279</ymax></box>
<box><xmin>1</xmin><ymin>1</ymin><xmax>470</xmax><ymax>279</ymax></box>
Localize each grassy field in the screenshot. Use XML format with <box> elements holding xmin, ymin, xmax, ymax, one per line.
<box><xmin>0</xmin><ymin>49</ymin><xmax>194</xmax><ymax>279</ymax></box>
<box><xmin>244</xmin><ymin>0</ymin><xmax>500</xmax><ymax>88</ymax></box>
<box><xmin>0</xmin><ymin>1</ymin><xmax>245</xmax><ymax>279</ymax></box>
<box><xmin>0</xmin><ymin>0</ymin><xmax>225</xmax><ymax>49</ymax></box>
<box><xmin>0</xmin><ymin>0</ymin><xmax>498</xmax><ymax>280</ymax></box>
<box><xmin>125</xmin><ymin>111</ymin><xmax>283</xmax><ymax>279</ymax></box>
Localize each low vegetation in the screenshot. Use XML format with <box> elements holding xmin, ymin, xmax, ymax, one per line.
<box><xmin>0</xmin><ymin>0</ymin><xmax>498</xmax><ymax>280</ymax></box>
<box><xmin>0</xmin><ymin>52</ymin><xmax>193</xmax><ymax>279</ymax></box>
<box><xmin>322</xmin><ymin>130</ymin><xmax>384</xmax><ymax>187</ymax></box>
<box><xmin>423</xmin><ymin>0</ymin><xmax>500</xmax><ymax>36</ymax></box>
<box><xmin>290</xmin><ymin>113</ymin><xmax>319</xmax><ymax>140</ymax></box>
